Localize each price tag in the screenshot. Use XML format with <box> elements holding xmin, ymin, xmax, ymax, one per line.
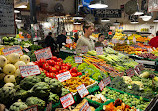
<box><xmin>119</xmin><ymin>40</ymin><xmax>124</xmax><ymax>44</ymax></box>
<box><xmin>126</xmin><ymin>68</ymin><xmax>135</xmax><ymax>77</ymax></box>
<box><xmin>18</xmin><ymin>38</ymin><xmax>21</xmax><ymax>42</ymax></box>
<box><xmin>24</xmin><ymin>48</ymin><xmax>30</xmax><ymax>52</ymax></box>
<box><xmin>23</xmin><ymin>105</ymin><xmax>38</xmax><ymax>111</ymax></box>
<box><xmin>96</xmin><ymin>47</ymin><xmax>103</xmax><ymax>55</ymax></box>
<box><xmin>103</xmin><ymin>77</ymin><xmax>111</xmax><ymax>86</ymax></box>
<box><xmin>134</xmin><ymin>66</ymin><xmax>141</xmax><ymax>75</ymax></box>
<box><xmin>81</xmin><ymin>46</ymin><xmax>88</xmax><ymax>53</ymax></box>
<box><xmin>19</xmin><ymin>32</ymin><xmax>23</xmax><ymax>34</ymax></box>
<box><xmin>133</xmin><ymin>37</ymin><xmax>136</xmax><ymax>43</ymax></box>
<box><xmin>127</xmin><ymin>40</ymin><xmax>130</xmax><ymax>45</ymax></box>
<box><xmin>76</xmin><ymin>84</ymin><xmax>89</xmax><ymax>98</ymax></box>
<box><xmin>56</xmin><ymin>71</ymin><xmax>71</xmax><ymax>82</ymax></box>
<box><xmin>79</xmin><ymin>101</ymin><xmax>91</xmax><ymax>111</ymax></box>
<box><xmin>19</xmin><ymin>65</ymin><xmax>40</xmax><ymax>77</ymax></box>
<box><xmin>46</xmin><ymin>101</ymin><xmax>52</xmax><ymax>111</ymax></box>
<box><xmin>75</xmin><ymin>56</ymin><xmax>82</xmax><ymax>63</ymax></box>
<box><xmin>60</xmin><ymin>93</ymin><xmax>75</xmax><ymax>109</ymax></box>
<box><xmin>34</xmin><ymin>47</ymin><xmax>52</xmax><ymax>61</ymax></box>
<box><xmin>112</xmin><ymin>39</ymin><xmax>117</xmax><ymax>44</ymax></box>
<box><xmin>2</xmin><ymin>46</ymin><xmax>23</xmax><ymax>56</ymax></box>
<box><xmin>66</xmin><ymin>39</ymin><xmax>72</xmax><ymax>44</ymax></box>
<box><xmin>99</xmin><ymin>80</ymin><xmax>104</xmax><ymax>91</ymax></box>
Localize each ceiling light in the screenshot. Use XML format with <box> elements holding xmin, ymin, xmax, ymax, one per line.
<box><xmin>140</xmin><ymin>15</ymin><xmax>152</xmax><ymax>21</ymax></box>
<box><xmin>89</xmin><ymin>0</ymin><xmax>108</xmax><ymax>9</ymax></box>
<box><xmin>113</xmin><ymin>20</ymin><xmax>120</xmax><ymax>25</ymax></box>
<box><xmin>134</xmin><ymin>11</ymin><xmax>144</xmax><ymax>15</ymax></box>
<box><xmin>14</xmin><ymin>10</ymin><xmax>20</xmax><ymax>13</ymax></box>
<box><xmin>101</xmin><ymin>18</ymin><xmax>110</xmax><ymax>22</ymax></box>
<box><xmin>130</xmin><ymin>20</ymin><xmax>139</xmax><ymax>24</ymax></box>
<box><xmin>73</xmin><ymin>13</ymin><xmax>83</xmax><ymax>20</ymax></box>
<box><xmin>153</xmin><ymin>18</ymin><xmax>158</xmax><ymax>22</ymax></box>
<box><xmin>17</xmin><ymin>5</ymin><xmax>27</xmax><ymax>8</ymax></box>
<box><xmin>15</xmin><ymin>19</ymin><xmax>22</xmax><ymax>22</ymax></box>
<box><xmin>73</xmin><ymin>22</ymin><xmax>81</xmax><ymax>24</ymax></box>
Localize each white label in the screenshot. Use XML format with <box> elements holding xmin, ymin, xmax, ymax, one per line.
<box><xmin>24</xmin><ymin>48</ymin><xmax>30</xmax><ymax>52</ymax></box>
<box><xmin>46</xmin><ymin>102</ymin><xmax>52</xmax><ymax>111</ymax></box>
<box><xmin>2</xmin><ymin>46</ymin><xmax>23</xmax><ymax>56</ymax></box>
<box><xmin>127</xmin><ymin>40</ymin><xmax>130</xmax><ymax>45</ymax></box>
<box><xmin>119</xmin><ymin>40</ymin><xmax>124</xmax><ymax>44</ymax></box>
<box><xmin>79</xmin><ymin>101</ymin><xmax>91</xmax><ymax>111</ymax></box>
<box><xmin>96</xmin><ymin>47</ymin><xmax>103</xmax><ymax>55</ymax></box>
<box><xmin>103</xmin><ymin>77</ymin><xmax>111</xmax><ymax>86</ymax></box>
<box><xmin>66</xmin><ymin>39</ymin><xmax>72</xmax><ymax>44</ymax></box>
<box><xmin>23</xmin><ymin>105</ymin><xmax>38</xmax><ymax>111</ymax></box>
<box><xmin>34</xmin><ymin>47</ymin><xmax>52</xmax><ymax>61</ymax></box>
<box><xmin>153</xmin><ymin>47</ymin><xmax>156</xmax><ymax>50</ymax></box>
<box><xmin>76</xmin><ymin>84</ymin><xmax>89</xmax><ymax>98</ymax></box>
<box><xmin>133</xmin><ymin>37</ymin><xmax>136</xmax><ymax>43</ymax></box>
<box><xmin>60</xmin><ymin>93</ymin><xmax>75</xmax><ymax>109</ymax></box>
<box><xmin>75</xmin><ymin>56</ymin><xmax>82</xmax><ymax>63</ymax></box>
<box><xmin>81</xmin><ymin>46</ymin><xmax>88</xmax><ymax>53</ymax></box>
<box><xmin>19</xmin><ymin>65</ymin><xmax>41</xmax><ymax>77</ymax></box>
<box><xmin>18</xmin><ymin>38</ymin><xmax>21</xmax><ymax>42</ymax></box>
<box><xmin>99</xmin><ymin>80</ymin><xmax>104</xmax><ymax>91</ymax></box>
<box><xmin>56</xmin><ymin>71</ymin><xmax>72</xmax><ymax>82</ymax></box>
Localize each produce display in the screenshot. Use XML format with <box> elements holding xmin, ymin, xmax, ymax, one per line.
<box><xmin>86</xmin><ymin>94</ymin><xmax>110</xmax><ymax>103</ymax></box>
<box><xmin>2</xmin><ymin>36</ymin><xmax>20</xmax><ymax>45</ymax></box>
<box><xmin>128</xmin><ymin>34</ymin><xmax>150</xmax><ymax>42</ymax></box>
<box><xmin>138</xmin><ymin>53</ymin><xmax>158</xmax><ymax>60</ymax></box>
<box><xmin>64</xmin><ymin>42</ymin><xmax>77</xmax><ymax>50</ymax></box>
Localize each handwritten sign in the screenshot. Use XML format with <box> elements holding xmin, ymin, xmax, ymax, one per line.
<box><xmin>75</xmin><ymin>56</ymin><xmax>82</xmax><ymax>63</ymax></box>
<box><xmin>46</xmin><ymin>101</ymin><xmax>52</xmax><ymax>111</ymax></box>
<box><xmin>23</xmin><ymin>105</ymin><xmax>38</xmax><ymax>111</ymax></box>
<box><xmin>79</xmin><ymin>101</ymin><xmax>91</xmax><ymax>111</ymax></box>
<box><xmin>126</xmin><ymin>68</ymin><xmax>135</xmax><ymax>77</ymax></box>
<box><xmin>103</xmin><ymin>77</ymin><xmax>111</xmax><ymax>86</ymax></box>
<box><xmin>0</xmin><ymin>0</ymin><xmax>15</xmax><ymax>34</ymax></box>
<box><xmin>81</xmin><ymin>46</ymin><xmax>88</xmax><ymax>53</ymax></box>
<box><xmin>99</xmin><ymin>80</ymin><xmax>104</xmax><ymax>91</ymax></box>
<box><xmin>56</xmin><ymin>71</ymin><xmax>71</xmax><ymax>82</ymax></box>
<box><xmin>34</xmin><ymin>47</ymin><xmax>52</xmax><ymax>61</ymax></box>
<box><xmin>66</xmin><ymin>39</ymin><xmax>72</xmax><ymax>44</ymax></box>
<box><xmin>96</xmin><ymin>47</ymin><xmax>103</xmax><ymax>55</ymax></box>
<box><xmin>60</xmin><ymin>93</ymin><xmax>75</xmax><ymax>109</ymax></box>
<box><xmin>2</xmin><ymin>46</ymin><xmax>23</xmax><ymax>56</ymax></box>
<box><xmin>24</xmin><ymin>48</ymin><xmax>30</xmax><ymax>52</ymax></box>
<box><xmin>76</xmin><ymin>84</ymin><xmax>89</xmax><ymax>98</ymax></box>
<box><xmin>19</xmin><ymin>65</ymin><xmax>41</xmax><ymax>77</ymax></box>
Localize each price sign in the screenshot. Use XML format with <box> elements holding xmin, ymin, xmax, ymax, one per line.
<box><xmin>112</xmin><ymin>39</ymin><xmax>117</xmax><ymax>44</ymax></box>
<box><xmin>133</xmin><ymin>37</ymin><xmax>136</xmax><ymax>43</ymax></box>
<box><xmin>76</xmin><ymin>84</ymin><xmax>89</xmax><ymax>98</ymax></box>
<box><xmin>96</xmin><ymin>47</ymin><xmax>103</xmax><ymax>55</ymax></box>
<box><xmin>34</xmin><ymin>47</ymin><xmax>52</xmax><ymax>61</ymax></box>
<box><xmin>23</xmin><ymin>105</ymin><xmax>38</xmax><ymax>111</ymax></box>
<box><xmin>56</xmin><ymin>71</ymin><xmax>71</xmax><ymax>82</ymax></box>
<box><xmin>119</xmin><ymin>40</ymin><xmax>124</xmax><ymax>44</ymax></box>
<box><xmin>18</xmin><ymin>38</ymin><xmax>22</xmax><ymax>42</ymax></box>
<box><xmin>103</xmin><ymin>77</ymin><xmax>111</xmax><ymax>86</ymax></box>
<box><xmin>2</xmin><ymin>46</ymin><xmax>23</xmax><ymax>56</ymax></box>
<box><xmin>127</xmin><ymin>40</ymin><xmax>130</xmax><ymax>45</ymax></box>
<box><xmin>24</xmin><ymin>48</ymin><xmax>30</xmax><ymax>52</ymax></box>
<box><xmin>134</xmin><ymin>66</ymin><xmax>141</xmax><ymax>75</ymax></box>
<box><xmin>46</xmin><ymin>101</ymin><xmax>52</xmax><ymax>111</ymax></box>
<box><xmin>126</xmin><ymin>68</ymin><xmax>135</xmax><ymax>77</ymax></box>
<box><xmin>60</xmin><ymin>93</ymin><xmax>75</xmax><ymax>109</ymax></box>
<box><xmin>81</xmin><ymin>46</ymin><xmax>88</xmax><ymax>53</ymax></box>
<box><xmin>75</xmin><ymin>56</ymin><xmax>82</xmax><ymax>63</ymax></box>
<box><xmin>66</xmin><ymin>39</ymin><xmax>72</xmax><ymax>44</ymax></box>
<box><xmin>79</xmin><ymin>101</ymin><xmax>91</xmax><ymax>111</ymax></box>
<box><xmin>99</xmin><ymin>80</ymin><xmax>104</xmax><ymax>91</ymax></box>
<box><xmin>19</xmin><ymin>65</ymin><xmax>40</xmax><ymax>77</ymax></box>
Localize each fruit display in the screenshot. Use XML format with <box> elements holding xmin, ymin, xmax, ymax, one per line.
<box><xmin>112</xmin><ymin>29</ymin><xmax>126</xmax><ymax>40</ymax></box>
<box><xmin>2</xmin><ymin>36</ymin><xmax>20</xmax><ymax>45</ymax></box>
<box><xmin>128</xmin><ymin>34</ymin><xmax>150</xmax><ymax>42</ymax></box>
<box><xmin>65</xmin><ymin>42</ymin><xmax>77</xmax><ymax>50</ymax></box>
<box><xmin>62</xmin><ymin>74</ymin><xmax>95</xmax><ymax>93</ymax></box>
<box><xmin>138</xmin><ymin>53</ymin><xmax>158</xmax><ymax>60</ymax></box>
<box><xmin>20</xmin><ymin>40</ymin><xmax>32</xmax><ymax>48</ymax></box>
<box><xmin>86</xmin><ymin>94</ymin><xmax>110</xmax><ymax>103</ymax></box>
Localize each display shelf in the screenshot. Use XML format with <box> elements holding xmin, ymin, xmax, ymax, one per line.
<box><xmin>134</xmin><ymin>60</ymin><xmax>155</xmax><ymax>66</ymax></box>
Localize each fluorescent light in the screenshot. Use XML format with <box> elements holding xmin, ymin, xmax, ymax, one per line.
<box><xmin>73</xmin><ymin>16</ymin><xmax>83</xmax><ymax>20</ymax></box>
<box><xmin>43</xmin><ymin>22</ymin><xmax>51</xmax><ymax>28</ymax></box>
<box><xmin>14</xmin><ymin>10</ymin><xmax>20</xmax><ymax>13</ymax></box>
<box><xmin>89</xmin><ymin>3</ymin><xmax>108</xmax><ymax>8</ymax></box>
<box><xmin>130</xmin><ymin>20</ymin><xmax>139</xmax><ymax>24</ymax></box>
<box><xmin>101</xmin><ymin>18</ymin><xmax>110</xmax><ymax>22</ymax></box>
<box><xmin>140</xmin><ymin>15</ymin><xmax>152</xmax><ymax>21</ymax></box>
<box><xmin>113</xmin><ymin>20</ymin><xmax>120</xmax><ymax>25</ymax></box>
<box><xmin>73</xmin><ymin>22</ymin><xmax>81</xmax><ymax>24</ymax></box>
<box><xmin>134</xmin><ymin>11</ymin><xmax>144</xmax><ymax>15</ymax></box>
<box><xmin>17</xmin><ymin>5</ymin><xmax>27</xmax><ymax>8</ymax></box>
<box><xmin>15</xmin><ymin>19</ymin><xmax>22</xmax><ymax>22</ymax></box>
<box><xmin>153</xmin><ymin>19</ymin><xmax>158</xmax><ymax>22</ymax></box>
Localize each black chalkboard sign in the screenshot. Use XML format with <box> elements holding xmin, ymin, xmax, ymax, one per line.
<box><xmin>94</xmin><ymin>9</ymin><xmax>122</xmax><ymax>18</ymax></box>
<box><xmin>0</xmin><ymin>0</ymin><xmax>15</xmax><ymax>35</ymax></box>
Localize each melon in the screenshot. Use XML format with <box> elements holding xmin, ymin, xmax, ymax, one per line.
<box><xmin>8</xmin><ymin>53</ymin><xmax>20</xmax><ymax>64</ymax></box>
<box><xmin>20</xmin><ymin>55</ymin><xmax>30</xmax><ymax>63</ymax></box>
<box><xmin>0</xmin><ymin>55</ymin><xmax>7</xmax><ymax>67</ymax></box>
<box><xmin>3</xmin><ymin>64</ymin><xmax>16</xmax><ymax>75</ymax></box>
<box><xmin>14</xmin><ymin>61</ymin><xmax>26</xmax><ymax>69</ymax></box>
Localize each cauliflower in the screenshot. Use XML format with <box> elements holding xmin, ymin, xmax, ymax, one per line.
<box><xmin>122</xmin><ymin>76</ymin><xmax>132</xmax><ymax>84</ymax></box>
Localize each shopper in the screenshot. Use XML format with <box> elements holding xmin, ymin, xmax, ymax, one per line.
<box><xmin>76</xmin><ymin>22</ymin><xmax>95</xmax><ymax>54</ymax></box>
<box><xmin>149</xmin><ymin>31</ymin><xmax>158</xmax><ymax>48</ymax></box>
<box><xmin>74</xmin><ymin>33</ymin><xmax>79</xmax><ymax>43</ymax></box>
<box><xmin>57</xmin><ymin>31</ymin><xmax>67</xmax><ymax>50</ymax></box>
<box><xmin>95</xmin><ymin>34</ymin><xmax>105</xmax><ymax>47</ymax></box>
<box><xmin>45</xmin><ymin>32</ymin><xmax>57</xmax><ymax>55</ymax></box>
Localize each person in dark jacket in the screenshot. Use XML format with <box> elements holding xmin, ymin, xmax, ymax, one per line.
<box><xmin>74</xmin><ymin>33</ymin><xmax>79</xmax><ymax>43</ymax></box>
<box><xmin>57</xmin><ymin>31</ymin><xmax>67</xmax><ymax>50</ymax></box>
<box><xmin>45</xmin><ymin>32</ymin><xmax>57</xmax><ymax>54</ymax></box>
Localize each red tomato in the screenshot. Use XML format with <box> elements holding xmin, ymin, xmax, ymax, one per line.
<box><xmin>42</xmin><ymin>63</ymin><xmax>49</xmax><ymax>71</ymax></box>
<box><xmin>71</xmin><ymin>73</ymin><xmax>77</xmax><ymax>77</ymax></box>
<box><xmin>59</xmin><ymin>70</ymin><xmax>64</xmax><ymax>74</ymax></box>
<box><xmin>71</xmin><ymin>67</ymin><xmax>78</xmax><ymax>73</ymax></box>
<box><xmin>49</xmin><ymin>66</ymin><xmax>57</xmax><ymax>73</ymax></box>
<box><xmin>77</xmin><ymin>72</ymin><xmax>82</xmax><ymax>76</ymax></box>
<box><xmin>46</xmin><ymin>72</ymin><xmax>50</xmax><ymax>77</ymax></box>
<box><xmin>54</xmin><ymin>65</ymin><xmax>60</xmax><ymax>71</ymax></box>
<box><xmin>38</xmin><ymin>59</ymin><xmax>46</xmax><ymax>67</ymax></box>
<box><xmin>56</xmin><ymin>58</ymin><xmax>63</xmax><ymax>63</ymax></box>
<box><xmin>55</xmin><ymin>62</ymin><xmax>62</xmax><ymax>66</ymax></box>
<box><xmin>33</xmin><ymin>61</ymin><xmax>38</xmax><ymax>65</ymax></box>
<box><xmin>51</xmin><ymin>56</ymin><xmax>57</xmax><ymax>62</ymax></box>
<box><xmin>47</xmin><ymin>60</ymin><xmax>55</xmax><ymax>66</ymax></box>
<box><xmin>62</xmin><ymin>69</ymin><xmax>67</xmax><ymax>73</ymax></box>
<box><xmin>61</xmin><ymin>66</ymin><xmax>69</xmax><ymax>70</ymax></box>
<box><xmin>65</xmin><ymin>63</ymin><xmax>72</xmax><ymax>69</ymax></box>
<box><xmin>62</xmin><ymin>63</ymin><xmax>66</xmax><ymax>66</ymax></box>
<box><xmin>49</xmin><ymin>73</ymin><xmax>56</xmax><ymax>78</ymax></box>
